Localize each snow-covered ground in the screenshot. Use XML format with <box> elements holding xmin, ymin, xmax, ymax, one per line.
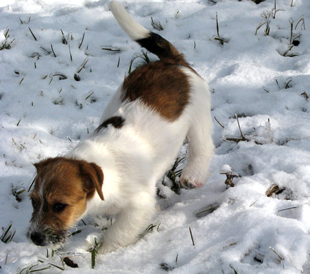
<box><xmin>1</xmin><ymin>0</ymin><xmax>310</xmax><ymax>273</ymax></box>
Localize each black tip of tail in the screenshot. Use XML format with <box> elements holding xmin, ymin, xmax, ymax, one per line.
<box><xmin>136</xmin><ymin>32</ymin><xmax>187</xmax><ymax>65</ymax></box>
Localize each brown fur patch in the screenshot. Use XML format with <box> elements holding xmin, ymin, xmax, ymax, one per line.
<box><xmin>30</xmin><ymin>157</ymin><xmax>104</xmax><ymax>232</ymax></box>
<box><xmin>95</xmin><ymin>116</ymin><xmax>125</xmax><ymax>133</ymax></box>
<box><xmin>122</xmin><ymin>61</ymin><xmax>190</xmax><ymax>121</ymax></box>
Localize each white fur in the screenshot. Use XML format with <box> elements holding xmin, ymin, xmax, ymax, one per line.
<box><xmin>110</xmin><ymin>1</ymin><xmax>150</xmax><ymax>41</ymax></box>
<box><xmin>65</xmin><ymin>67</ymin><xmax>214</xmax><ymax>253</ymax></box>
<box><xmin>63</xmin><ymin>2</ymin><xmax>214</xmax><ymax>253</ymax></box>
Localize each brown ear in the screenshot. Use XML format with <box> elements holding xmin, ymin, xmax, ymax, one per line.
<box><xmin>79</xmin><ymin>161</ymin><xmax>104</xmax><ymax>200</ymax></box>
<box><xmin>34</xmin><ymin>158</ymin><xmax>55</xmax><ymax>172</ymax></box>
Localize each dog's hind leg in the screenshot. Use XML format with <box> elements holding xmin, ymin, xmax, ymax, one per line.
<box><xmin>179</xmin><ymin>72</ymin><xmax>214</xmax><ymax>189</ymax></box>
<box><xmin>180</xmin><ymin>122</ymin><xmax>214</xmax><ymax>189</ymax></box>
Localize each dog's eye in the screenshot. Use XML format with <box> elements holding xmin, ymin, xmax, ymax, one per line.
<box><xmin>53</xmin><ymin>203</ymin><xmax>67</xmax><ymax>212</ymax></box>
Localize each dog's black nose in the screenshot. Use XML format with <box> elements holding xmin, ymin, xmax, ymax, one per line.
<box><xmin>30</xmin><ymin>232</ymin><xmax>46</xmax><ymax>246</ymax></box>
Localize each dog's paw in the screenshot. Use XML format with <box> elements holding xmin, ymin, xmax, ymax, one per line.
<box><xmin>97</xmin><ymin>242</ymin><xmax>117</xmax><ymax>254</ymax></box>
<box><xmin>179</xmin><ymin>167</ymin><xmax>210</xmax><ymax>189</ymax></box>
<box><xmin>179</xmin><ymin>177</ymin><xmax>204</xmax><ymax>189</ymax></box>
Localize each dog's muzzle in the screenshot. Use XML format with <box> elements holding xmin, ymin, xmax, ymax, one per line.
<box><xmin>30</xmin><ymin>231</ymin><xmax>47</xmax><ymax>246</ymax></box>
<box><xmin>28</xmin><ymin>227</ymin><xmax>67</xmax><ymax>248</ymax></box>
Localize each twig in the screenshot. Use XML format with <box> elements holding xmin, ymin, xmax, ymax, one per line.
<box><xmin>235</xmin><ymin>114</ymin><xmax>246</xmax><ymax>141</ymax></box>
<box><xmin>278</xmin><ymin>205</ymin><xmax>301</xmax><ymax>212</ymax></box>
<box><xmin>51</xmin><ymin>44</ymin><xmax>56</xmax><ymax>57</ymax></box>
<box><xmin>79</xmin><ymin>32</ymin><xmax>85</xmax><ymax>49</ymax></box>
<box><xmin>295</xmin><ymin>17</ymin><xmax>305</xmax><ymax>30</ymax></box>
<box><xmin>270</xmin><ymin>246</ymin><xmax>284</xmax><ymax>261</ymax></box>
<box><xmin>28</xmin><ymin>27</ymin><xmax>37</xmax><ymax>41</ymax></box>
<box><xmin>60</xmin><ymin>29</ymin><xmax>68</xmax><ymax>44</ymax></box>
<box><xmin>214</xmin><ymin>116</ymin><xmax>224</xmax><ymax>128</ymax></box>
<box><xmin>77</xmin><ymin>58</ymin><xmax>89</xmax><ymax>73</ymax></box>
<box><xmin>69</xmin><ymin>45</ymin><xmax>72</xmax><ymax>61</ymax></box>
<box><xmin>189</xmin><ymin>227</ymin><xmax>195</xmax><ymax>246</ymax></box>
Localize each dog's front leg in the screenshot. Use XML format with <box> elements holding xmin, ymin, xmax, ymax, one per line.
<box><xmin>98</xmin><ymin>192</ymin><xmax>156</xmax><ymax>254</ymax></box>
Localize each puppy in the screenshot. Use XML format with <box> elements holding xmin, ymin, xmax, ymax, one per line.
<box><xmin>28</xmin><ymin>1</ymin><xmax>214</xmax><ymax>254</ymax></box>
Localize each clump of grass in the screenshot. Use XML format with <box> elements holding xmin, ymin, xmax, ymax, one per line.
<box><xmin>160</xmin><ymin>263</ymin><xmax>174</xmax><ymax>271</ymax></box>
<box><xmin>166</xmin><ymin>157</ymin><xmax>184</xmax><ymax>185</ymax></box>
<box><xmin>224</xmin><ymin>114</ymin><xmax>249</xmax><ymax>143</ymax></box>
<box><xmin>75</xmin><ymin>100</ymin><xmax>83</xmax><ymax>109</ymax></box>
<box><xmin>88</xmin><ymin>237</ymin><xmax>102</xmax><ymax>269</ymax></box>
<box><xmin>74</xmin><ymin>58</ymin><xmax>89</xmax><ymax>81</ymax></box>
<box><xmin>29</xmin><ymin>52</ymin><xmax>41</xmax><ymax>59</ymax></box>
<box><xmin>275</xmin><ymin>77</ymin><xmax>293</xmax><ymax>89</ymax></box>
<box><xmin>18</xmin><ymin>262</ymin><xmax>52</xmax><ymax>274</ymax></box>
<box><xmin>196</xmin><ymin>203</ymin><xmax>219</xmax><ymax>218</ymax></box>
<box><xmin>12</xmin><ymin>137</ymin><xmax>26</xmax><ymax>152</ymax></box>
<box><xmin>60</xmin><ymin>29</ymin><xmax>68</xmax><ymax>45</ymax></box>
<box><xmin>1</xmin><ymin>222</ymin><xmax>16</xmax><ymax>243</ymax></box>
<box><xmin>214</xmin><ymin>13</ymin><xmax>229</xmax><ymax>45</ymax></box>
<box><xmin>151</xmin><ymin>17</ymin><xmax>163</xmax><ymax>31</ymax></box>
<box><xmin>271</xmin><ymin>0</ymin><xmax>284</xmax><ymax>19</ymax></box>
<box><xmin>78</xmin><ymin>31</ymin><xmax>85</xmax><ymax>49</ymax></box>
<box><xmin>128</xmin><ymin>50</ymin><xmax>151</xmax><ymax>74</ymax></box>
<box><xmin>52</xmin><ymin>73</ymin><xmax>67</xmax><ymax>81</ymax></box>
<box><xmin>18</xmin><ymin>249</ymin><xmax>81</xmax><ymax>272</ymax></box>
<box><xmin>255</xmin><ymin>0</ymin><xmax>283</xmax><ymax>35</ymax></box>
<box><xmin>18</xmin><ymin>259</ymin><xmax>65</xmax><ymax>274</ymax></box>
<box><xmin>0</xmin><ymin>28</ymin><xmax>15</xmax><ymax>50</ymax></box>
<box><xmin>53</xmin><ymin>96</ymin><xmax>64</xmax><ymax>105</ymax></box>
<box><xmin>255</xmin><ymin>11</ymin><xmax>272</xmax><ymax>35</ymax></box>
<box><xmin>224</xmin><ymin>115</ymin><xmax>272</xmax><ymax>145</ymax></box>
<box><xmin>160</xmin><ymin>156</ymin><xmax>185</xmax><ymax>195</ymax></box>
<box><xmin>281</xmin><ymin>18</ymin><xmax>305</xmax><ymax>57</ymax></box>
<box><xmin>11</xmin><ymin>185</ymin><xmax>26</xmax><ymax>202</ymax></box>
<box><xmin>145</xmin><ymin>223</ymin><xmax>161</xmax><ymax>233</ymax></box>
<box><xmin>19</xmin><ymin>15</ymin><xmax>31</xmax><ymax>24</ymax></box>
<box><xmin>101</xmin><ymin>46</ymin><xmax>122</xmax><ymax>53</ymax></box>
<box><xmin>264</xmin><ymin>78</ymin><xmax>293</xmax><ymax>92</ymax></box>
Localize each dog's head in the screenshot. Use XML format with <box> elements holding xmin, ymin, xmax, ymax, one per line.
<box><xmin>28</xmin><ymin>157</ymin><xmax>104</xmax><ymax>248</ymax></box>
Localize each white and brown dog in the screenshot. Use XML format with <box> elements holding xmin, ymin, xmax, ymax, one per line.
<box><xmin>28</xmin><ymin>1</ymin><xmax>214</xmax><ymax>254</ymax></box>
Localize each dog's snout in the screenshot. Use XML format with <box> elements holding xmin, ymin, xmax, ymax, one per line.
<box><xmin>30</xmin><ymin>232</ymin><xmax>46</xmax><ymax>246</ymax></box>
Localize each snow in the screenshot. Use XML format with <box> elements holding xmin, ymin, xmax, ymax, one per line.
<box><xmin>1</xmin><ymin>0</ymin><xmax>310</xmax><ymax>273</ymax></box>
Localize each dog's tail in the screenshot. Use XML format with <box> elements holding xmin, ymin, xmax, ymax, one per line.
<box><xmin>110</xmin><ymin>1</ymin><xmax>187</xmax><ymax>65</ymax></box>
